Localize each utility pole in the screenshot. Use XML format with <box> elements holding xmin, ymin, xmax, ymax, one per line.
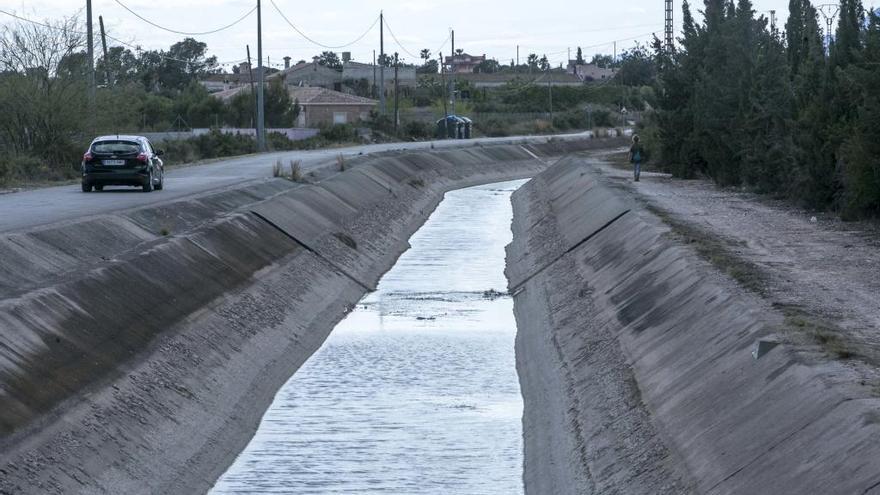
<box><xmin>819</xmin><ymin>4</ymin><xmax>839</xmax><ymax>52</ymax></box>
<box><xmin>372</xmin><ymin>49</ymin><xmax>377</xmax><ymax>99</ymax></box>
<box><xmin>247</xmin><ymin>45</ymin><xmax>257</xmax><ymax>130</ymax></box>
<box><xmin>613</xmin><ymin>41</ymin><xmax>617</xmax><ymax>65</ymax></box>
<box><xmin>517</xmin><ymin>45</ymin><xmax>520</xmax><ymax>67</ymax></box>
<box><xmin>86</xmin><ymin>0</ymin><xmax>95</xmax><ymax>105</ymax></box>
<box><xmin>450</xmin><ymin>29</ymin><xmax>455</xmax><ymax>116</ymax></box>
<box><xmin>99</xmin><ymin>15</ymin><xmax>110</xmax><ymax>87</ymax></box>
<box><xmin>665</xmin><ymin>0</ymin><xmax>674</xmax><ymax>51</ymax></box>
<box><xmin>380</xmin><ymin>11</ymin><xmax>386</xmax><ymax>115</ymax></box>
<box><xmin>548</xmin><ymin>71</ymin><xmax>553</xmax><ymax>122</ymax></box>
<box><xmin>440</xmin><ymin>52</ymin><xmax>448</xmax><ymax>138</ymax></box>
<box><xmin>256</xmin><ymin>0</ymin><xmax>266</xmax><ymax>151</ymax></box>
<box><xmin>393</xmin><ymin>52</ymin><xmax>400</xmax><ymax>133</ymax></box>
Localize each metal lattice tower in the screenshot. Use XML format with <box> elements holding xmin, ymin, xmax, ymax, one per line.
<box><xmin>818</xmin><ymin>3</ymin><xmax>840</xmax><ymax>52</ymax></box>
<box><xmin>665</xmin><ymin>0</ymin><xmax>674</xmax><ymax>51</ymax></box>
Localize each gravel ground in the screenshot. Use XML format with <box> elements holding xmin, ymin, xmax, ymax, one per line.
<box><xmin>591</xmin><ymin>150</ymin><xmax>880</xmax><ymax>374</ymax></box>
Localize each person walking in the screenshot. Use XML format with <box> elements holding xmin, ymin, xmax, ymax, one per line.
<box><xmin>629</xmin><ymin>135</ymin><xmax>644</xmax><ymax>182</ymax></box>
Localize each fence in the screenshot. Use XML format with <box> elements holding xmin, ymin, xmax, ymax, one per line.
<box><xmin>142</xmin><ymin>128</ymin><xmax>320</xmax><ymax>143</ymax></box>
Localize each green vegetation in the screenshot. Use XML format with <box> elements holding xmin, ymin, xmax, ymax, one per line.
<box><xmin>650</xmin><ymin>0</ymin><xmax>880</xmax><ymax>219</ymax></box>
<box><xmin>0</xmin><ymin>16</ymin><xmax>309</xmax><ymax>187</ymax></box>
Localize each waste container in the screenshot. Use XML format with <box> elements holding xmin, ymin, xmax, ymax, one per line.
<box><xmin>459</xmin><ymin>117</ymin><xmax>472</xmax><ymax>139</ymax></box>
<box><xmin>436</xmin><ymin>115</ymin><xmax>465</xmax><ymax>139</ymax></box>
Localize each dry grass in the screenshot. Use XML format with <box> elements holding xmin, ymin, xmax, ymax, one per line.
<box><xmin>289</xmin><ymin>160</ymin><xmax>303</xmax><ymax>182</ymax></box>
<box><xmin>272</xmin><ymin>159</ymin><xmax>283</xmax><ymax>178</ymax></box>
<box><xmin>336</xmin><ymin>154</ymin><xmax>346</xmax><ymax>172</ymax></box>
<box><xmin>780</xmin><ymin>306</ymin><xmax>859</xmax><ymax>360</ymax></box>
<box><xmin>647</xmin><ymin>203</ymin><xmax>768</xmax><ymax>295</ymax></box>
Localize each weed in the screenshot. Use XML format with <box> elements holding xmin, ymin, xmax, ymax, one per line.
<box><xmin>647</xmin><ymin>203</ymin><xmax>767</xmax><ymax>295</ymax></box>
<box><xmin>159</xmin><ymin>228</ymin><xmax>170</xmax><ymax>236</ymax></box>
<box><xmin>779</xmin><ymin>305</ymin><xmax>859</xmax><ymax>361</ymax></box>
<box><xmin>289</xmin><ymin>160</ymin><xmax>303</xmax><ymax>182</ymax></box>
<box><xmin>336</xmin><ymin>154</ymin><xmax>346</xmax><ymax>172</ymax></box>
<box><xmin>408</xmin><ymin>178</ymin><xmax>426</xmax><ymax>188</ymax></box>
<box><xmin>272</xmin><ymin>160</ymin><xmax>282</xmax><ymax>178</ymax></box>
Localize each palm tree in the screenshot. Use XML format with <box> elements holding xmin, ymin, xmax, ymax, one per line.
<box><xmin>420</xmin><ymin>48</ymin><xmax>431</xmax><ymax>65</ymax></box>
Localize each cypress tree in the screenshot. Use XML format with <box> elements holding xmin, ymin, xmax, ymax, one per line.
<box><xmin>839</xmin><ymin>10</ymin><xmax>880</xmax><ymax>216</ymax></box>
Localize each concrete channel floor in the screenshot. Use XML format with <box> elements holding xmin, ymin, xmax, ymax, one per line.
<box><xmin>0</xmin><ymin>132</ymin><xmax>588</xmax><ymax>234</ymax></box>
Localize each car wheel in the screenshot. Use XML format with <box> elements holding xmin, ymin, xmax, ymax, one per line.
<box><xmin>142</xmin><ymin>170</ymin><xmax>154</xmax><ymax>192</ymax></box>
<box><xmin>155</xmin><ymin>169</ymin><xmax>164</xmax><ymax>190</ymax></box>
<box><xmin>82</xmin><ymin>182</ymin><xmax>93</xmax><ymax>192</ymax></box>
<box><xmin>95</xmin><ymin>185</ymin><xmax>104</xmax><ymax>192</ymax></box>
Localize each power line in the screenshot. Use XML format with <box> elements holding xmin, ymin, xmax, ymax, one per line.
<box><xmin>0</xmin><ymin>8</ymin><xmax>241</xmax><ymax>66</ymax></box>
<box><xmin>112</xmin><ymin>0</ymin><xmax>256</xmax><ymax>36</ymax></box>
<box><xmin>269</xmin><ymin>0</ymin><xmax>379</xmax><ymax>49</ymax></box>
<box><xmin>435</xmin><ymin>32</ymin><xmax>451</xmax><ymax>55</ymax></box>
<box><xmin>382</xmin><ymin>17</ymin><xmax>419</xmax><ymax>60</ymax></box>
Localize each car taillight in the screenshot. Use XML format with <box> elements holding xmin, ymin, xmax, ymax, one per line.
<box><xmin>83</xmin><ymin>152</ymin><xmax>93</xmax><ymax>161</ymax></box>
<box><xmin>137</xmin><ymin>153</ymin><xmax>148</xmax><ymax>163</ymax></box>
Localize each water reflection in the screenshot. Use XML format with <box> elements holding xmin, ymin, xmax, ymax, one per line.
<box><xmin>211</xmin><ymin>180</ymin><xmax>527</xmax><ymax>494</ymax></box>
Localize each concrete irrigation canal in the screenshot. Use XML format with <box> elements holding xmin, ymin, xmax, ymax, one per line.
<box><xmin>2</xmin><ymin>137</ymin><xmax>880</xmax><ymax>494</ymax></box>
<box><xmin>212</xmin><ymin>180</ymin><xmax>526</xmax><ymax>494</ymax></box>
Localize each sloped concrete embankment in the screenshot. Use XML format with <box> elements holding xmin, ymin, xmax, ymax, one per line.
<box><xmin>0</xmin><ymin>139</ymin><xmax>619</xmax><ymax>495</ymax></box>
<box><xmin>506</xmin><ymin>156</ymin><xmax>880</xmax><ymax>495</ymax></box>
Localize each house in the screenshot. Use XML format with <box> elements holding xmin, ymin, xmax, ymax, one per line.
<box><xmin>271</xmin><ymin>61</ymin><xmax>343</xmax><ymax>90</ymax></box>
<box><xmin>567</xmin><ymin>63</ymin><xmax>616</xmax><ymax>82</ymax></box>
<box><xmin>444</xmin><ymin>53</ymin><xmax>487</xmax><ymax>74</ymax></box>
<box><xmin>342</xmin><ymin>61</ymin><xmax>417</xmax><ymax>87</ymax></box>
<box><xmin>200</xmin><ymin>72</ymin><xmax>256</xmax><ymax>93</ymax></box>
<box><xmin>289</xmin><ymin>87</ymin><xmax>377</xmax><ymax>127</ymax></box>
<box><xmin>454</xmin><ymin>72</ymin><xmax>583</xmax><ymax>89</ymax></box>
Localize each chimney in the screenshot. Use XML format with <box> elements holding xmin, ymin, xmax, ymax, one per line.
<box><xmin>283</xmin><ymin>56</ymin><xmax>291</xmax><ymax>69</ymax></box>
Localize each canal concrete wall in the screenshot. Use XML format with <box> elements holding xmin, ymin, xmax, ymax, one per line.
<box><xmin>0</xmin><ymin>138</ymin><xmax>624</xmax><ymax>494</ymax></box>
<box><xmin>506</xmin><ymin>156</ymin><xmax>880</xmax><ymax>494</ymax></box>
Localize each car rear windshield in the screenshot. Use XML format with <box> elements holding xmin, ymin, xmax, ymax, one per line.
<box><xmin>91</xmin><ymin>141</ymin><xmax>141</xmax><ymax>154</ymax></box>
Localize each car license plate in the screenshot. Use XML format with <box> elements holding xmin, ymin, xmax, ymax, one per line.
<box><xmin>103</xmin><ymin>159</ymin><xmax>125</xmax><ymax>166</ymax></box>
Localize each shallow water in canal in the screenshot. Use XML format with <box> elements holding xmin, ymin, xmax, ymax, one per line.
<box><xmin>210</xmin><ymin>179</ymin><xmax>527</xmax><ymax>494</ymax></box>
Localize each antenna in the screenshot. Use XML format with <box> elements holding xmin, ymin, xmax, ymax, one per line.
<box><xmin>665</xmin><ymin>0</ymin><xmax>674</xmax><ymax>51</ymax></box>
<box><xmin>770</xmin><ymin>10</ymin><xmax>777</xmax><ymax>30</ymax></box>
<box><xmin>818</xmin><ymin>3</ymin><xmax>840</xmax><ymax>52</ymax></box>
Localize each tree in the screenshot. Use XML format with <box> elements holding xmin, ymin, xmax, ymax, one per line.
<box><xmin>590</xmin><ymin>54</ymin><xmax>614</xmax><ymax>67</ymax></box>
<box><xmin>377</xmin><ymin>53</ymin><xmax>393</xmax><ymax>67</ymax></box>
<box><xmin>316</xmin><ymin>51</ymin><xmax>342</xmax><ymax>70</ymax></box>
<box><xmin>576</xmin><ymin>47</ymin><xmax>585</xmax><ymax>64</ymax></box>
<box><xmin>615</xmin><ymin>44</ymin><xmax>655</xmax><ymax>86</ymax></box>
<box><xmin>158</xmin><ymin>38</ymin><xmax>219</xmax><ymax>90</ymax></box>
<box><xmin>420</xmin><ymin>49</ymin><xmax>431</xmax><ymax>64</ymax></box>
<box><xmin>417</xmin><ymin>59</ymin><xmax>439</xmax><ymax>74</ymax></box>
<box><xmin>95</xmin><ymin>46</ymin><xmax>139</xmax><ymax>86</ymax></box>
<box><xmin>526</xmin><ymin>53</ymin><xmax>539</xmax><ymax>70</ymax></box>
<box><xmin>538</xmin><ymin>55</ymin><xmax>550</xmax><ymax>71</ymax></box>
<box><xmin>0</xmin><ymin>14</ymin><xmax>87</xmax><ymax>163</ymax></box>
<box><xmin>264</xmin><ymin>77</ymin><xmax>299</xmax><ymax>127</ymax></box>
<box><xmin>474</xmin><ymin>59</ymin><xmax>501</xmax><ymax>73</ymax></box>
<box><xmin>839</xmin><ymin>9</ymin><xmax>880</xmax><ymax>216</ymax></box>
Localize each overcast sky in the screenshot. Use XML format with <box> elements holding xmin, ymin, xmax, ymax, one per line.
<box><xmin>8</xmin><ymin>0</ymin><xmax>797</xmax><ymax>70</ymax></box>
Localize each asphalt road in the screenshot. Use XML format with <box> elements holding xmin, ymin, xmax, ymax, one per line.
<box><xmin>0</xmin><ymin>133</ymin><xmax>588</xmax><ymax>234</ymax></box>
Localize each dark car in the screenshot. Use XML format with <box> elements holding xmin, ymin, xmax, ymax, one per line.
<box><xmin>81</xmin><ymin>135</ymin><xmax>165</xmax><ymax>192</ymax></box>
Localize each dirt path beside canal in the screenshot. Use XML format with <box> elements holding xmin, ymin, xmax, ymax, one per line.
<box><xmin>592</xmin><ymin>151</ymin><xmax>880</xmax><ymax>380</ymax></box>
